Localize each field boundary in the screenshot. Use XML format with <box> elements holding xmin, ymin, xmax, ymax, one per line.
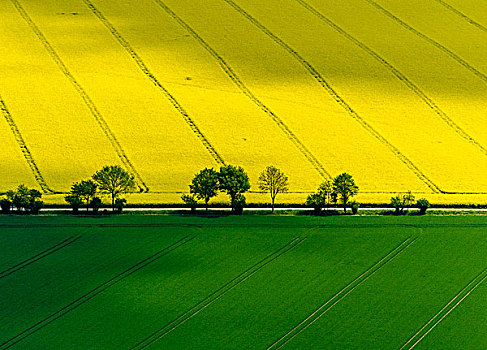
<box><xmin>151</xmin><ymin>0</ymin><xmax>331</xmax><ymax>180</ymax></box>
<box><xmin>400</xmin><ymin>267</ymin><xmax>487</xmax><ymax>349</ymax></box>
<box><xmin>131</xmin><ymin>236</ymin><xmax>307</xmax><ymax>349</ymax></box>
<box><xmin>0</xmin><ymin>234</ymin><xmax>196</xmax><ymax>349</ymax></box>
<box><xmin>292</xmin><ymin>0</ymin><xmax>487</xmax><ymax>159</ymax></box>
<box><xmin>432</xmin><ymin>0</ymin><xmax>487</xmax><ymax>33</ymax></box>
<box><xmin>81</xmin><ymin>0</ymin><xmax>225</xmax><ymax>167</ymax></box>
<box><xmin>8</xmin><ymin>0</ymin><xmax>149</xmax><ymax>192</ymax></box>
<box><xmin>221</xmin><ymin>0</ymin><xmax>441</xmax><ymax>194</ymax></box>
<box><xmin>0</xmin><ymin>97</ymin><xmax>53</xmax><ymax>193</ymax></box>
<box><xmin>0</xmin><ymin>235</ymin><xmax>82</xmax><ymax>279</ymax></box>
<box><xmin>364</xmin><ymin>0</ymin><xmax>487</xmax><ymax>85</ymax></box>
<box><xmin>267</xmin><ymin>235</ymin><xmax>418</xmax><ymax>349</ymax></box>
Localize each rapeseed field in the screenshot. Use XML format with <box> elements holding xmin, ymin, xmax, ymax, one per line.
<box><xmin>1</xmin><ymin>0</ymin><xmax>487</xmax><ymax>204</ymax></box>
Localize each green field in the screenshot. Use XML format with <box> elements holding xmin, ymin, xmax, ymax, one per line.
<box><xmin>1</xmin><ymin>215</ymin><xmax>487</xmax><ymax>349</ymax></box>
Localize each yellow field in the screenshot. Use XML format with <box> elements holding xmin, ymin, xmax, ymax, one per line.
<box><xmin>1</xmin><ymin>0</ymin><xmax>487</xmax><ymax>204</ymax></box>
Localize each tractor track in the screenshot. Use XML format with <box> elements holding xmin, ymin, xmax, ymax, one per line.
<box><xmin>364</xmin><ymin>0</ymin><xmax>487</xmax><ymax>85</ymax></box>
<box><xmin>432</xmin><ymin>0</ymin><xmax>487</xmax><ymax>34</ymax></box>
<box><xmin>0</xmin><ymin>97</ymin><xmax>53</xmax><ymax>193</ymax></box>
<box><xmin>151</xmin><ymin>0</ymin><xmax>331</xmax><ymax>179</ymax></box>
<box><xmin>131</xmin><ymin>236</ymin><xmax>307</xmax><ymax>349</ymax></box>
<box><xmin>400</xmin><ymin>267</ymin><xmax>487</xmax><ymax>349</ymax></box>
<box><xmin>82</xmin><ymin>0</ymin><xmax>225</xmax><ymax>167</ymax></box>
<box><xmin>0</xmin><ymin>235</ymin><xmax>196</xmax><ymax>349</ymax></box>
<box><xmin>292</xmin><ymin>0</ymin><xmax>487</xmax><ymax>159</ymax></box>
<box><xmin>0</xmin><ymin>235</ymin><xmax>82</xmax><ymax>279</ymax></box>
<box><xmin>221</xmin><ymin>0</ymin><xmax>441</xmax><ymax>193</ymax></box>
<box><xmin>9</xmin><ymin>0</ymin><xmax>149</xmax><ymax>192</ymax></box>
<box><xmin>267</xmin><ymin>235</ymin><xmax>418</xmax><ymax>349</ymax></box>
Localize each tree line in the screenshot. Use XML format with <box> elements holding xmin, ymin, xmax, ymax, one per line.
<box><xmin>0</xmin><ymin>164</ymin><xmax>430</xmax><ymax>215</ymax></box>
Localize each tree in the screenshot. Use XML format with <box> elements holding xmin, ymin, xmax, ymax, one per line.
<box><xmin>0</xmin><ymin>199</ymin><xmax>11</xmax><ymax>214</ymax></box>
<box><xmin>190</xmin><ymin>168</ymin><xmax>219</xmax><ymax>211</ymax></box>
<box><xmin>404</xmin><ymin>190</ymin><xmax>415</xmax><ymax>212</ymax></box>
<box><xmin>8</xmin><ymin>185</ymin><xmax>43</xmax><ymax>213</ymax></box>
<box><xmin>332</xmin><ymin>173</ymin><xmax>359</xmax><ymax>213</ymax></box>
<box><xmin>65</xmin><ymin>194</ymin><xmax>83</xmax><ymax>214</ymax></box>
<box><xmin>218</xmin><ymin>165</ymin><xmax>251</xmax><ymax>212</ymax></box>
<box><xmin>390</xmin><ymin>195</ymin><xmax>403</xmax><ymax>215</ymax></box>
<box><xmin>114</xmin><ymin>198</ymin><xmax>127</xmax><ymax>213</ymax></box>
<box><xmin>305</xmin><ymin>193</ymin><xmax>324</xmax><ymax>215</ymax></box>
<box><xmin>181</xmin><ymin>194</ymin><xmax>198</xmax><ymax>214</ymax></box>
<box><xmin>70</xmin><ymin>180</ymin><xmax>98</xmax><ymax>211</ymax></box>
<box><xmin>317</xmin><ymin>180</ymin><xmax>334</xmax><ymax>210</ymax></box>
<box><xmin>417</xmin><ymin>198</ymin><xmax>430</xmax><ymax>215</ymax></box>
<box><xmin>258</xmin><ymin>166</ymin><xmax>288</xmax><ymax>213</ymax></box>
<box><xmin>390</xmin><ymin>191</ymin><xmax>415</xmax><ymax>215</ymax></box>
<box><xmin>92</xmin><ymin>165</ymin><xmax>136</xmax><ymax>211</ymax></box>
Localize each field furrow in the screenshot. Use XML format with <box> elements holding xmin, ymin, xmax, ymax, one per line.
<box><xmin>282</xmin><ymin>226</ymin><xmax>487</xmax><ymax>349</ymax></box>
<box><xmin>292</xmin><ymin>0</ymin><xmax>487</xmax><ymax>194</ymax></box>
<box><xmin>268</xmin><ymin>235</ymin><xmax>417</xmax><ymax>349</ymax></box>
<box><xmin>364</xmin><ymin>0</ymin><xmax>487</xmax><ymax>83</ymax></box>
<box><xmin>289</xmin><ymin>0</ymin><xmax>487</xmax><ymax>164</ymax></box>
<box><xmin>221</xmin><ymin>0</ymin><xmax>447</xmax><ymax>194</ymax></box>
<box><xmin>432</xmin><ymin>0</ymin><xmax>487</xmax><ymax>33</ymax></box>
<box><xmin>8</xmin><ymin>0</ymin><xmax>149</xmax><ymax>192</ymax></box>
<box><xmin>132</xmin><ymin>236</ymin><xmax>307</xmax><ymax>349</ymax></box>
<box><xmin>81</xmin><ymin>0</ymin><xmax>225</xmax><ymax>168</ymax></box>
<box><xmin>0</xmin><ymin>235</ymin><xmax>82</xmax><ymax>280</ymax></box>
<box><xmin>127</xmin><ymin>0</ymin><xmax>434</xmax><ymax>194</ymax></box>
<box><xmin>0</xmin><ymin>97</ymin><xmax>53</xmax><ymax>193</ymax></box>
<box><xmin>400</xmin><ymin>268</ymin><xmax>487</xmax><ymax>349</ymax></box>
<box><xmin>0</xmin><ymin>234</ymin><xmax>195</xmax><ymax>349</ymax></box>
<box><xmin>151</xmin><ymin>0</ymin><xmax>330</xmax><ymax>180</ymax></box>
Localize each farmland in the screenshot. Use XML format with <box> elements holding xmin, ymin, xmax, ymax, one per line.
<box><xmin>0</xmin><ymin>215</ymin><xmax>486</xmax><ymax>348</ymax></box>
<box><xmin>2</xmin><ymin>0</ymin><xmax>487</xmax><ymax>204</ymax></box>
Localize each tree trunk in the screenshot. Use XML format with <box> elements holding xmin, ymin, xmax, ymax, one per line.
<box><xmin>343</xmin><ymin>198</ymin><xmax>347</xmax><ymax>213</ymax></box>
<box><xmin>271</xmin><ymin>196</ymin><xmax>275</xmax><ymax>213</ymax></box>
<box><xmin>112</xmin><ymin>194</ymin><xmax>115</xmax><ymax>212</ymax></box>
<box><xmin>205</xmin><ymin>198</ymin><xmax>209</xmax><ymax>211</ymax></box>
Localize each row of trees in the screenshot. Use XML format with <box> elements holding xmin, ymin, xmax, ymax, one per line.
<box><xmin>65</xmin><ymin>165</ymin><xmax>135</xmax><ymax>213</ymax></box>
<box><xmin>0</xmin><ymin>165</ymin><xmax>136</xmax><ymax>215</ymax></box>
<box><xmin>183</xmin><ymin>165</ymin><xmax>363</xmax><ymax>214</ymax></box>
<box><xmin>183</xmin><ymin>165</ymin><xmax>431</xmax><ymax>215</ymax></box>
<box><xmin>0</xmin><ymin>164</ymin><xmax>431</xmax><ymax>215</ymax></box>
<box><xmin>391</xmin><ymin>191</ymin><xmax>430</xmax><ymax>215</ymax></box>
<box><xmin>181</xmin><ymin>165</ymin><xmax>253</xmax><ymax>214</ymax></box>
<box><xmin>0</xmin><ymin>185</ymin><xmax>44</xmax><ymax>214</ymax></box>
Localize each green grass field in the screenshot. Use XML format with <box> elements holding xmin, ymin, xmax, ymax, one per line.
<box><xmin>1</xmin><ymin>215</ymin><xmax>486</xmax><ymax>349</ymax></box>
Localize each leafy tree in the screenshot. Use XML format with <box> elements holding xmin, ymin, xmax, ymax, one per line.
<box><xmin>305</xmin><ymin>180</ymin><xmax>335</xmax><ymax>215</ymax></box>
<box><xmin>190</xmin><ymin>168</ymin><xmax>219</xmax><ymax>211</ymax></box>
<box><xmin>181</xmin><ymin>194</ymin><xmax>198</xmax><ymax>213</ymax></box>
<box><xmin>7</xmin><ymin>185</ymin><xmax>43</xmax><ymax>213</ymax></box>
<box><xmin>417</xmin><ymin>198</ymin><xmax>430</xmax><ymax>215</ymax></box>
<box><xmin>258</xmin><ymin>166</ymin><xmax>288</xmax><ymax>213</ymax></box>
<box><xmin>332</xmin><ymin>173</ymin><xmax>359</xmax><ymax>213</ymax></box>
<box><xmin>114</xmin><ymin>198</ymin><xmax>127</xmax><ymax>213</ymax></box>
<box><xmin>65</xmin><ymin>195</ymin><xmax>83</xmax><ymax>214</ymax></box>
<box><xmin>390</xmin><ymin>191</ymin><xmax>415</xmax><ymax>215</ymax></box>
<box><xmin>390</xmin><ymin>195</ymin><xmax>403</xmax><ymax>215</ymax></box>
<box><xmin>0</xmin><ymin>199</ymin><xmax>11</xmax><ymax>214</ymax></box>
<box><xmin>218</xmin><ymin>165</ymin><xmax>250</xmax><ymax>212</ymax></box>
<box><xmin>90</xmin><ymin>197</ymin><xmax>102</xmax><ymax>214</ymax></box>
<box><xmin>317</xmin><ymin>180</ymin><xmax>334</xmax><ymax>210</ymax></box>
<box><xmin>305</xmin><ymin>193</ymin><xmax>324</xmax><ymax>215</ymax></box>
<box><xmin>350</xmin><ymin>201</ymin><xmax>359</xmax><ymax>215</ymax></box>
<box><xmin>233</xmin><ymin>193</ymin><xmax>246</xmax><ymax>215</ymax></box>
<box><xmin>92</xmin><ymin>165</ymin><xmax>136</xmax><ymax>211</ymax></box>
<box><xmin>71</xmin><ymin>180</ymin><xmax>98</xmax><ymax>211</ymax></box>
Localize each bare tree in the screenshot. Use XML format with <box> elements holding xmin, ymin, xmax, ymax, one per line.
<box><xmin>258</xmin><ymin>166</ymin><xmax>289</xmax><ymax>213</ymax></box>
